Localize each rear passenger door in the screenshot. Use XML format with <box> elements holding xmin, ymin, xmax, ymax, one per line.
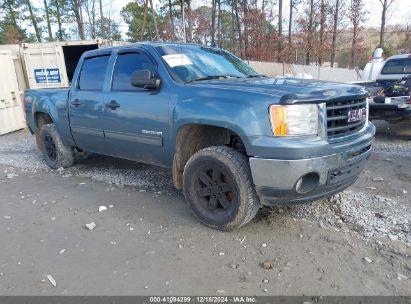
<box><xmin>103</xmin><ymin>50</ymin><xmax>170</xmax><ymax>166</ymax></box>
<box><xmin>69</xmin><ymin>54</ymin><xmax>110</xmax><ymax>153</ymax></box>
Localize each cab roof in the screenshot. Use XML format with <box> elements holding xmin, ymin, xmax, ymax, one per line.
<box><xmin>82</xmin><ymin>42</ymin><xmax>213</xmax><ymax>58</ymax></box>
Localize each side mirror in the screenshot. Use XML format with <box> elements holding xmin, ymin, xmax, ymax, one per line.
<box><xmin>130</xmin><ymin>70</ymin><xmax>160</xmax><ymax>90</ymax></box>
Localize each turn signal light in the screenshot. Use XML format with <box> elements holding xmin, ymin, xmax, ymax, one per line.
<box><xmin>269</xmin><ymin>106</ymin><xmax>288</xmax><ymax>136</ymax></box>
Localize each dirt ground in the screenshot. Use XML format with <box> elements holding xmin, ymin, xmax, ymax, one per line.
<box><xmin>0</xmin><ymin>120</ymin><xmax>410</xmax><ymax>296</ymax></box>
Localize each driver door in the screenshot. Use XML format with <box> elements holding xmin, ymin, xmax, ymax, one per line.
<box><xmin>103</xmin><ymin>50</ymin><xmax>170</xmax><ymax>166</ymax></box>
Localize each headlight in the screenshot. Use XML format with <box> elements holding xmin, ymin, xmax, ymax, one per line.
<box><xmin>269</xmin><ymin>104</ymin><xmax>319</xmax><ymax>136</ymax></box>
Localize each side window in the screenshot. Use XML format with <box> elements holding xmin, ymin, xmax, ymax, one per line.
<box><xmin>112</xmin><ymin>52</ymin><xmax>156</xmax><ymax>91</ymax></box>
<box><xmin>78</xmin><ymin>55</ymin><xmax>110</xmax><ymax>90</ymax></box>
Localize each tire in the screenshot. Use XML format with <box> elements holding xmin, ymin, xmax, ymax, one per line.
<box><xmin>35</xmin><ymin>131</ymin><xmax>42</xmax><ymax>150</ymax></box>
<box><xmin>39</xmin><ymin>123</ymin><xmax>75</xmax><ymax>169</ymax></box>
<box><xmin>183</xmin><ymin>146</ymin><xmax>260</xmax><ymax>230</ymax></box>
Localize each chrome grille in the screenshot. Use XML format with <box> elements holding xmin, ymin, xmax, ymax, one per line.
<box><xmin>326</xmin><ymin>98</ymin><xmax>367</xmax><ymax>140</ymax></box>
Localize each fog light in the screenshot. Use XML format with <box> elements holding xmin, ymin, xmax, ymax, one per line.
<box><xmin>295</xmin><ymin>172</ymin><xmax>320</xmax><ymax>194</ymax></box>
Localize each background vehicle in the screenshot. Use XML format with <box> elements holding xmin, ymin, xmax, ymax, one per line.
<box><xmin>23</xmin><ymin>43</ymin><xmax>375</xmax><ymax>230</ymax></box>
<box><xmin>362</xmin><ymin>54</ymin><xmax>411</xmax><ymax>123</ymax></box>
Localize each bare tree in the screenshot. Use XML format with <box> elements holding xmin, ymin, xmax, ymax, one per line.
<box><xmin>277</xmin><ymin>0</ymin><xmax>283</xmax><ymax>61</ymax></box>
<box><xmin>181</xmin><ymin>0</ymin><xmax>186</xmax><ymax>42</ymax></box>
<box><xmin>149</xmin><ymin>0</ymin><xmax>159</xmax><ymax>40</ymax></box>
<box><xmin>217</xmin><ymin>0</ymin><xmax>221</xmax><ymax>47</ymax></box>
<box><xmin>378</xmin><ymin>0</ymin><xmax>397</xmax><ymax>47</ymax></box>
<box><xmin>242</xmin><ymin>0</ymin><xmax>249</xmax><ymax>58</ymax></box>
<box><xmin>288</xmin><ymin>0</ymin><xmax>293</xmax><ymax>53</ymax></box>
<box><xmin>305</xmin><ymin>0</ymin><xmax>314</xmax><ymax>65</ymax></box>
<box><xmin>70</xmin><ymin>0</ymin><xmax>85</xmax><ymax>39</ymax></box>
<box><xmin>349</xmin><ymin>0</ymin><xmax>365</xmax><ymax>67</ymax></box>
<box><xmin>141</xmin><ymin>0</ymin><xmax>148</xmax><ymax>40</ymax></box>
<box><xmin>167</xmin><ymin>0</ymin><xmax>175</xmax><ymax>40</ymax></box>
<box><xmin>211</xmin><ymin>0</ymin><xmax>216</xmax><ymax>46</ymax></box>
<box><xmin>54</xmin><ymin>0</ymin><xmax>64</xmax><ymax>40</ymax></box>
<box><xmin>43</xmin><ymin>0</ymin><xmax>53</xmax><ymax>41</ymax></box>
<box><xmin>318</xmin><ymin>0</ymin><xmax>326</xmax><ymax>66</ymax></box>
<box><xmin>25</xmin><ymin>0</ymin><xmax>42</xmax><ymax>42</ymax></box>
<box><xmin>84</xmin><ymin>0</ymin><xmax>97</xmax><ymax>38</ymax></box>
<box><xmin>330</xmin><ymin>0</ymin><xmax>340</xmax><ymax>67</ymax></box>
<box><xmin>187</xmin><ymin>0</ymin><xmax>193</xmax><ymax>42</ymax></box>
<box><xmin>99</xmin><ymin>0</ymin><xmax>105</xmax><ymax>37</ymax></box>
<box><xmin>233</xmin><ymin>0</ymin><xmax>243</xmax><ymax>56</ymax></box>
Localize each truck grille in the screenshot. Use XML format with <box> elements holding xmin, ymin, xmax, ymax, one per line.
<box><xmin>326</xmin><ymin>98</ymin><xmax>367</xmax><ymax>140</ymax></box>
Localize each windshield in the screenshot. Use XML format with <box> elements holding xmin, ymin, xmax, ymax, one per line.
<box><xmin>381</xmin><ymin>58</ymin><xmax>411</xmax><ymax>75</ymax></box>
<box><xmin>155</xmin><ymin>44</ymin><xmax>260</xmax><ymax>83</ymax></box>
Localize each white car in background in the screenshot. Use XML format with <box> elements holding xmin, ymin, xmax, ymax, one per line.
<box><xmin>367</xmin><ymin>54</ymin><xmax>411</xmax><ymax>123</ymax></box>
<box><xmin>375</xmin><ymin>53</ymin><xmax>411</xmax><ymax>87</ymax></box>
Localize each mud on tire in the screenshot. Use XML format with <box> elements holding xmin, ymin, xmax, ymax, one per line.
<box><xmin>183</xmin><ymin>146</ymin><xmax>260</xmax><ymax>230</ymax></box>
<box><xmin>39</xmin><ymin>123</ymin><xmax>75</xmax><ymax>169</ymax></box>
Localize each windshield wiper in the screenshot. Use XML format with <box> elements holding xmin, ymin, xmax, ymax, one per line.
<box><xmin>186</xmin><ymin>75</ymin><xmax>242</xmax><ymax>83</ymax></box>
<box><xmin>247</xmin><ymin>74</ymin><xmax>267</xmax><ymax>78</ymax></box>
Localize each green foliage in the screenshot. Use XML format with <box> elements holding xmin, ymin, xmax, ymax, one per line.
<box><xmin>382</xmin><ymin>44</ymin><xmax>396</xmax><ymax>57</ymax></box>
<box><xmin>121</xmin><ymin>2</ymin><xmax>163</xmax><ymax>42</ymax></box>
<box><xmin>0</xmin><ymin>0</ymin><xmax>27</xmax><ymax>43</ymax></box>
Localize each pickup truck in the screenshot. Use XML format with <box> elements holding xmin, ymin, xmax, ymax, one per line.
<box><xmin>24</xmin><ymin>42</ymin><xmax>375</xmax><ymax>230</ymax></box>
<box><xmin>362</xmin><ymin>54</ymin><xmax>411</xmax><ymax>122</ymax></box>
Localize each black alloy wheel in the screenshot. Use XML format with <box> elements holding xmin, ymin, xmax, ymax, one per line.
<box><xmin>44</xmin><ymin>134</ymin><xmax>57</xmax><ymax>162</ymax></box>
<box><xmin>194</xmin><ymin>165</ymin><xmax>238</xmax><ymax>216</ymax></box>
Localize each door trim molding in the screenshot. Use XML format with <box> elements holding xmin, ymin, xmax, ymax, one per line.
<box><xmin>71</xmin><ymin>126</ymin><xmax>104</xmax><ymax>137</ymax></box>
<box><xmin>104</xmin><ymin>130</ymin><xmax>163</xmax><ymax>146</ymax></box>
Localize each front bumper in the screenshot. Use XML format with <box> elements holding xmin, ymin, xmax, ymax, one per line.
<box><xmin>249</xmin><ymin>132</ymin><xmax>374</xmax><ymax>206</ymax></box>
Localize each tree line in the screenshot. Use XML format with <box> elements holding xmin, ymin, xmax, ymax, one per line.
<box><xmin>1</xmin><ymin>0</ymin><xmax>410</xmax><ymax>68</ymax></box>
<box><xmin>0</xmin><ymin>0</ymin><xmax>121</xmax><ymax>43</ymax></box>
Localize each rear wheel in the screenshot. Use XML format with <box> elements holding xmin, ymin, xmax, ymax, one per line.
<box><xmin>183</xmin><ymin>146</ymin><xmax>260</xmax><ymax>230</ymax></box>
<box><xmin>39</xmin><ymin>123</ymin><xmax>75</xmax><ymax>169</ymax></box>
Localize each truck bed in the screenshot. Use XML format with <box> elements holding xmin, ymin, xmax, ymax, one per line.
<box><xmin>24</xmin><ymin>88</ymin><xmax>72</xmax><ymax>144</ymax></box>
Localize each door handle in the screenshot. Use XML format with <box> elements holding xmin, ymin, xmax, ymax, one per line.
<box><xmin>71</xmin><ymin>99</ymin><xmax>81</xmax><ymax>107</ymax></box>
<box><xmin>106</xmin><ymin>100</ymin><xmax>120</xmax><ymax>110</ymax></box>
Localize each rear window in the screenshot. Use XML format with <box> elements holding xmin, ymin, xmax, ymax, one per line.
<box><xmin>78</xmin><ymin>55</ymin><xmax>110</xmax><ymax>90</ymax></box>
<box><xmin>381</xmin><ymin>58</ymin><xmax>411</xmax><ymax>75</ymax></box>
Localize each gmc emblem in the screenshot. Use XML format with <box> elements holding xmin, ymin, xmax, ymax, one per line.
<box><xmin>347</xmin><ymin>108</ymin><xmax>366</xmax><ymax>123</ymax></box>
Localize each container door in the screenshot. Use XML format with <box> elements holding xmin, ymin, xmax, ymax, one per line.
<box><xmin>22</xmin><ymin>43</ymin><xmax>69</xmax><ymax>89</ymax></box>
<box><xmin>0</xmin><ymin>50</ymin><xmax>25</xmax><ymax>135</ymax></box>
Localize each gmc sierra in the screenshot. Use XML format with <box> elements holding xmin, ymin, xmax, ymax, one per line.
<box><xmin>24</xmin><ymin>42</ymin><xmax>375</xmax><ymax>230</ymax></box>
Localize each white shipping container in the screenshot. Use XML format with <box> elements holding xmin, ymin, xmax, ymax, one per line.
<box><xmin>20</xmin><ymin>39</ymin><xmax>117</xmax><ymax>89</ymax></box>
<box><xmin>0</xmin><ymin>50</ymin><xmax>25</xmax><ymax>135</ymax></box>
<box><xmin>0</xmin><ymin>39</ymin><xmax>128</xmax><ymax>135</ymax></box>
<box><xmin>0</xmin><ymin>39</ymin><xmax>128</xmax><ymax>91</ymax></box>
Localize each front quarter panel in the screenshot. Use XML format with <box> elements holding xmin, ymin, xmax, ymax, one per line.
<box><xmin>171</xmin><ymin>86</ymin><xmax>276</xmax><ymax>154</ymax></box>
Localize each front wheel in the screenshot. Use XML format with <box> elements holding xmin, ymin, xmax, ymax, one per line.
<box><xmin>183</xmin><ymin>146</ymin><xmax>260</xmax><ymax>230</ymax></box>
<box><xmin>39</xmin><ymin>123</ymin><xmax>75</xmax><ymax>169</ymax></box>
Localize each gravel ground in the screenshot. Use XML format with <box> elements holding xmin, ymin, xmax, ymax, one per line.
<box><xmin>0</xmin><ymin>121</ymin><xmax>410</xmax><ymax>295</ymax></box>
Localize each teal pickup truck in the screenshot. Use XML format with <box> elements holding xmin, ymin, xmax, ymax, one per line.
<box><xmin>24</xmin><ymin>42</ymin><xmax>375</xmax><ymax>230</ymax></box>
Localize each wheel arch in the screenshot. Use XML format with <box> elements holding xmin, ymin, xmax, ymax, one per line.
<box><xmin>172</xmin><ymin>123</ymin><xmax>248</xmax><ymax>190</ymax></box>
<box><xmin>34</xmin><ymin>112</ymin><xmax>53</xmax><ymax>132</ymax></box>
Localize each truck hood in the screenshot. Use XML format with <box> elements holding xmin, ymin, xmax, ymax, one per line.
<box><xmin>188</xmin><ymin>77</ymin><xmax>368</xmax><ymax>103</ymax></box>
